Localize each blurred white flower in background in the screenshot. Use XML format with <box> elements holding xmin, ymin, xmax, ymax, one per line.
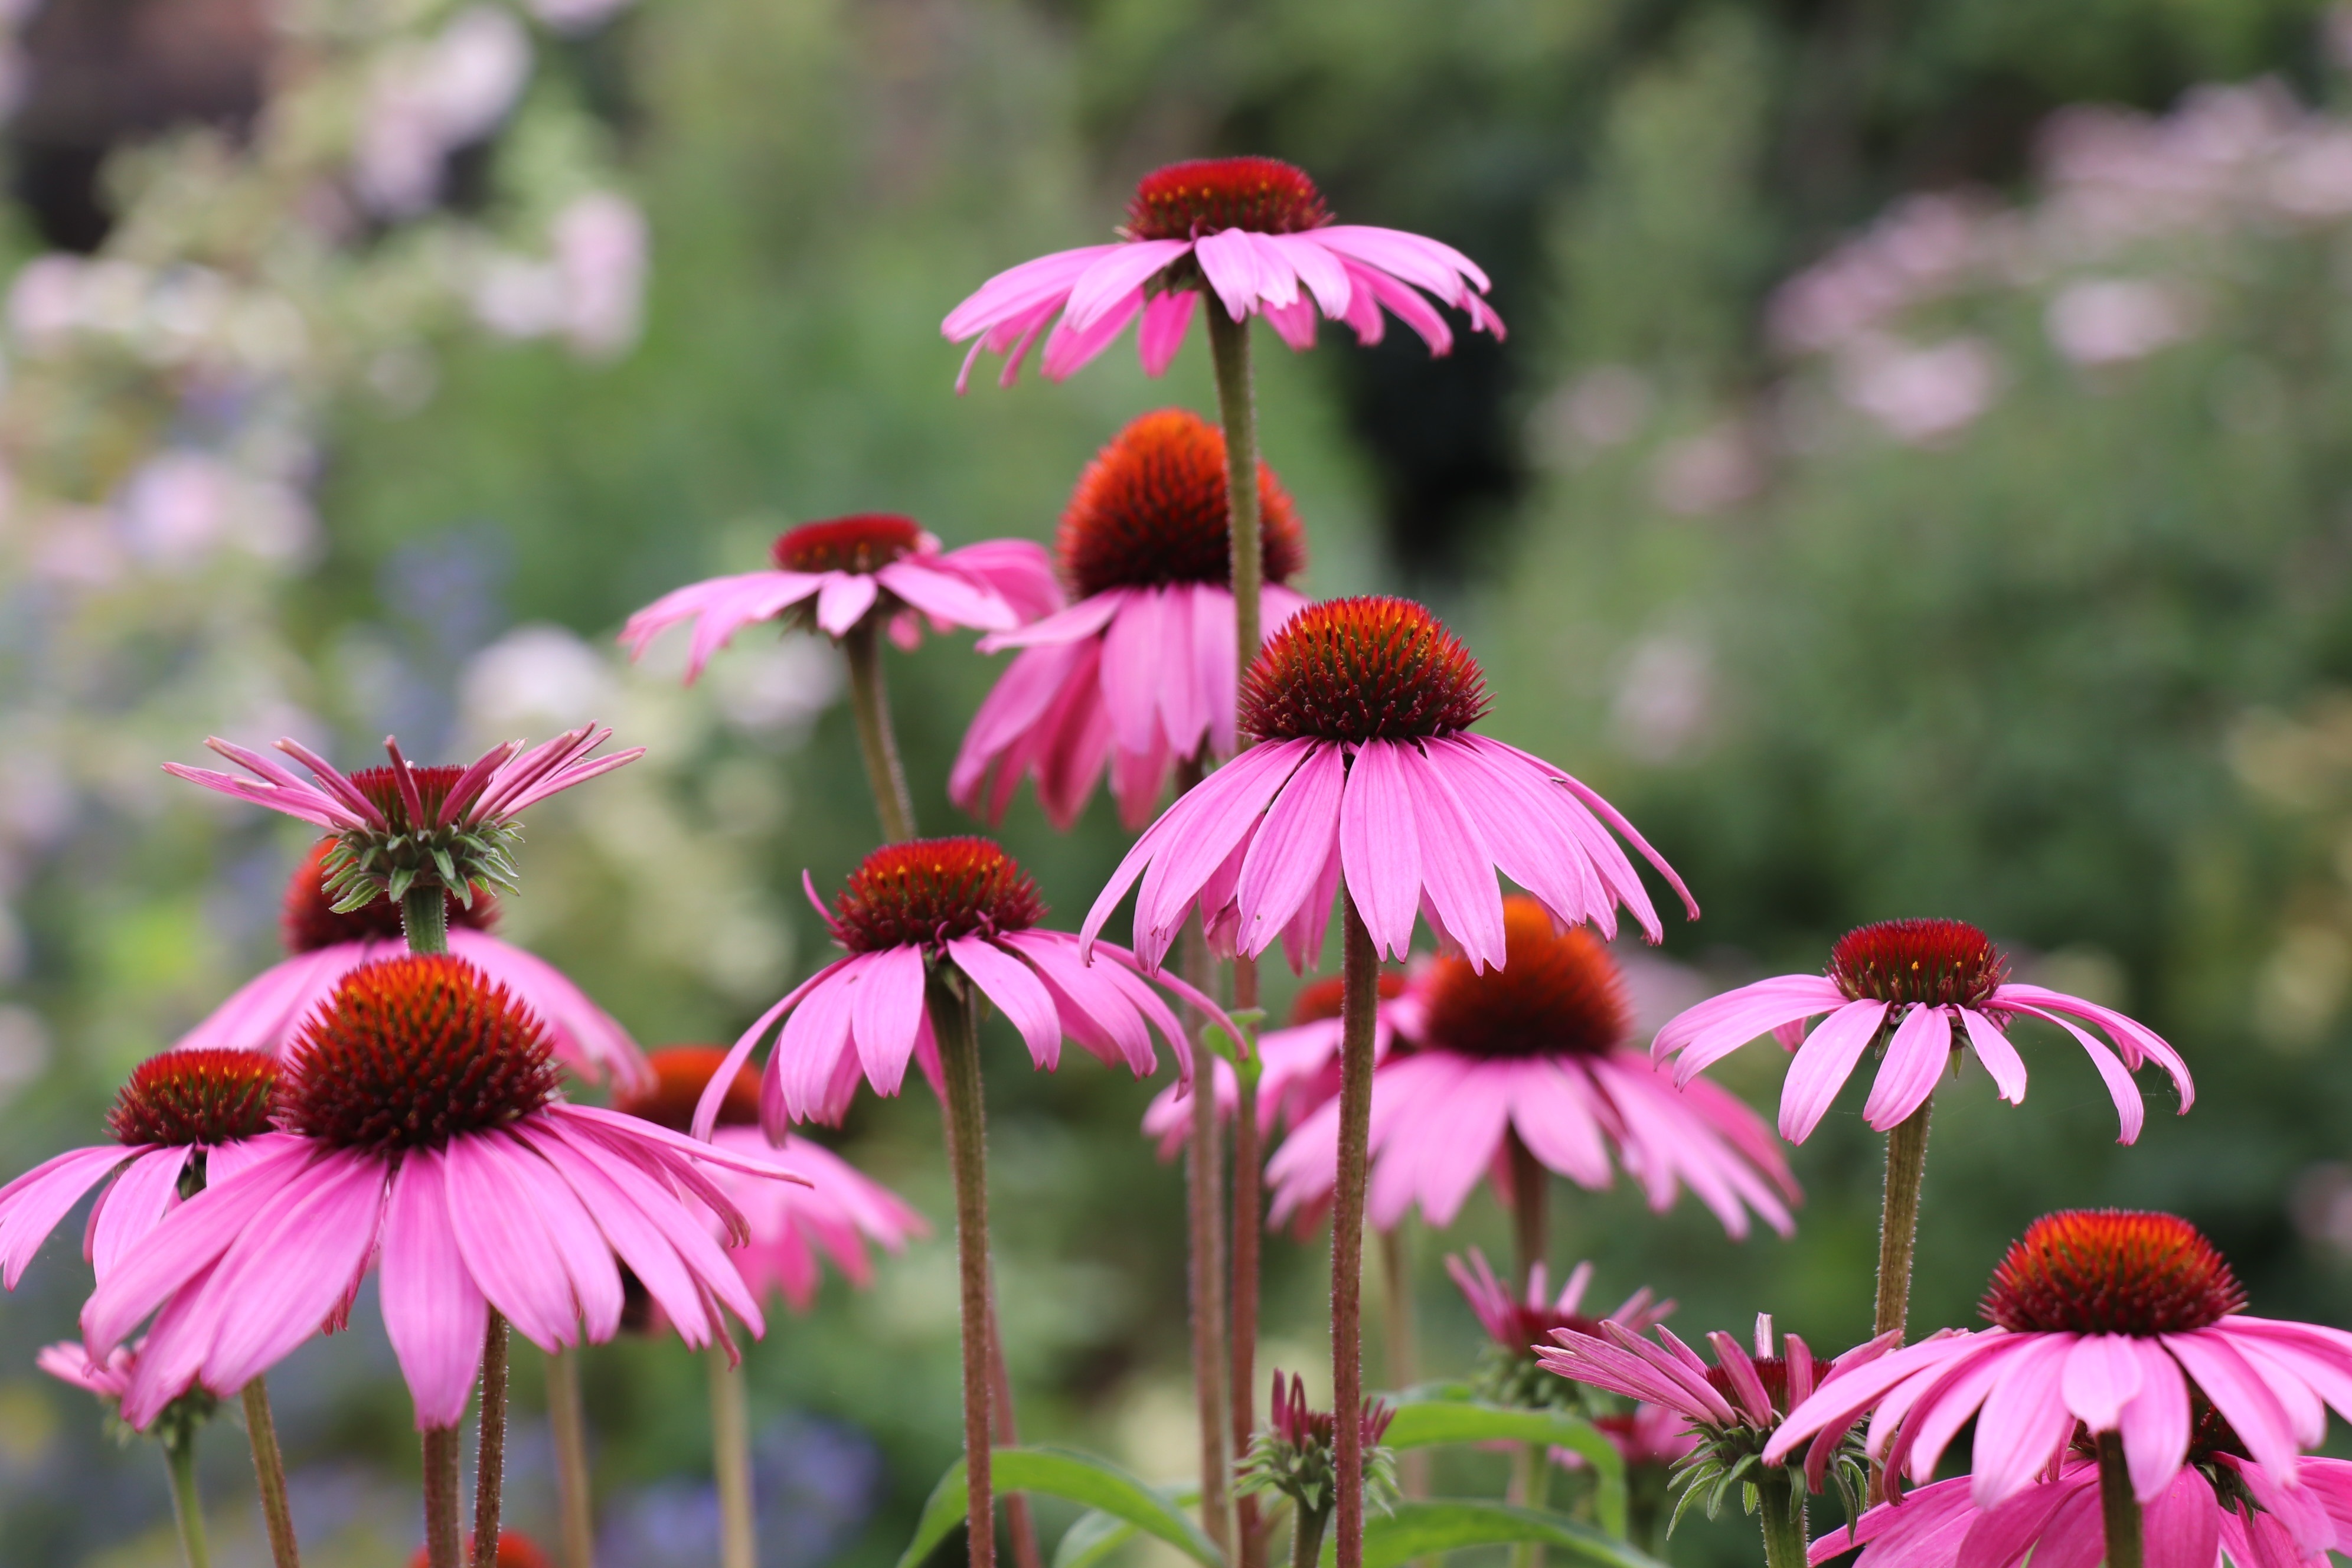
<box><xmin>2044</xmin><ymin>279</ymin><xmax>2194</xmax><ymax>367</ymax></box>
<box><xmin>1836</xmin><ymin>335</ymin><xmax>2000</xmax><ymax>444</ymax></box>
<box><xmin>1611</xmin><ymin>628</ymin><xmax>1714</xmax><ymax>763</ymax></box>
<box><xmin>461</xmin><ymin>623</ymin><xmax>623</xmax><ymax>743</ymax></box>
<box><xmin>473</xmin><ymin>191</ymin><xmax>651</xmax><ymax>358</ymax></box>
<box><xmin>1651</xmin><ymin>422</ymin><xmax>1762</xmax><ymax>515</ymax></box>
<box><xmin>357</xmin><ymin>6</ymin><xmax>532</xmax><ymax>218</ymax></box>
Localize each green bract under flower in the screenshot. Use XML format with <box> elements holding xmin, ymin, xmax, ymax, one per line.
<box><xmin>318</xmin><ymin>763</ymin><xmax>521</xmax><ymax>917</ymax></box>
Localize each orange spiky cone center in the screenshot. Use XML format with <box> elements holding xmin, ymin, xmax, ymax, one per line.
<box><xmin>277</xmin><ymin>955</ymin><xmax>559</xmax><ymax>1152</ymax></box>
<box><xmin>827</xmin><ymin>837</ymin><xmax>1044</xmax><ymax>953</ymax></box>
<box><xmin>1981</xmin><ymin>1210</ymin><xmax>2245</xmax><ymax>1335</ymax></box>
<box><xmin>107</xmin><ymin>1050</ymin><xmax>279</xmax><ymax>1146</ymax></box>
<box><xmin>1239</xmin><ymin>596</ymin><xmax>1489</xmax><ymax>744</ymax></box>
<box><xmin>1058</xmin><ymin>409</ymin><xmax>1307</xmax><ymax>599</ymax></box>
<box><xmin>1126</xmin><ymin>158</ymin><xmax>1332</xmax><ymax>240</ymax></box>
<box><xmin>616</xmin><ymin>1046</ymin><xmax>760</xmax><ymax>1132</ymax></box>
<box><xmin>1419</xmin><ymin>899</ymin><xmax>1629</xmax><ymax>1060</ymax></box>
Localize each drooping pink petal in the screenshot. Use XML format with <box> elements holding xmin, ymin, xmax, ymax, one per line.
<box><xmin>1061</xmin><ymin>240</ymin><xmax>1195</xmax><ymax>334</ymax></box>
<box><xmin>942</xmin><ymin>245</ymin><xmax>1113</xmax><ymax>341</ymax></box>
<box><xmin>449</xmin><ymin>928</ymin><xmax>649</xmax><ymax>1092</ymax></box>
<box><xmin>200</xmin><ymin>1150</ymin><xmax>388</xmax><ymax>1394</ymax></box>
<box><xmin>2059</xmin><ymin>1332</ymin><xmax>2144</xmax><ymax>1433</ymax></box>
<box><xmin>1138</xmin><ymin>289</ymin><xmax>1198</xmax><ymax>375</ymax></box>
<box><xmin>877</xmin><ymin>558</ymin><xmax>1018</xmax><ymax>635</ymax></box>
<box><xmin>80</xmin><ymin>1141</ymin><xmax>315</xmax><ymax>1358</ymax></box>
<box><xmin>1778</xmin><ymin>999</ymin><xmax>1890</xmax><ymax>1142</ymax></box>
<box><xmin>1</xmin><ymin>1144</ymin><xmax>137</xmax><ymax>1289</ymax></box>
<box><xmin>1234</xmin><ymin>741</ymin><xmax>1345</xmax><ymax>955</ymax></box>
<box><xmin>378</xmin><ymin>1147</ymin><xmax>488</xmax><ymax>1429</ymax></box>
<box><xmin>442</xmin><ymin>1133</ymin><xmax>589</xmax><ymax>1351</ymax></box>
<box><xmin>691</xmin><ymin>957</ymin><xmax>853</xmax><ymax>1139</ymax></box>
<box><xmin>947</xmin><ymin>936</ymin><xmax>1061</xmax><ymax>1070</ymax></box>
<box><xmin>1862</xmin><ymin>1004</ymin><xmax>1953</xmax><ymax>1130</ymax></box>
<box><xmin>2162</xmin><ymin>1331</ymin><xmax>2301</xmax><ymax>1486</ymax></box>
<box><xmin>1397</xmin><ymin>742</ymin><xmax>1505</xmax><ymax>971</ymax></box>
<box><xmin>1338</xmin><ymin>740</ymin><xmax>1422</xmax><ymax>960</ymax></box>
<box><xmin>847</xmin><ymin>943</ymin><xmax>930</xmax><ymax>1096</ymax></box>
<box><xmin>1967</xmin><ymin>1335</ymin><xmax>2082</xmax><ymax>1505</ymax></box>
<box><xmin>87</xmin><ymin>1148</ymin><xmax>192</xmax><ymax>1282</ymax></box>
<box><xmin>2007</xmin><ymin>1003</ymin><xmax>2147</xmax><ymax>1143</ymax></box>
<box><xmin>814</xmin><ymin>572</ymin><xmax>880</xmax><ymax>637</ymax></box>
<box><xmin>2117</xmin><ymin>1338</ymin><xmax>2193</xmax><ymax>1501</ymax></box>
<box><xmin>1958</xmin><ymin>1008</ymin><xmax>2030</xmax><ymax>1103</ymax></box>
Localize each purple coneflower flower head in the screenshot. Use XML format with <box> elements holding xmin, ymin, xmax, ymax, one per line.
<box><xmin>954</xmin><ymin>410</ymin><xmax>1312</xmax><ymax>831</ymax></box>
<box><xmin>81</xmin><ymin>955</ymin><xmax>806</xmax><ymax>1432</ymax></box>
<box><xmin>165</xmin><ymin>726</ymin><xmax>642</xmax><ymax>915</ymax></box>
<box><xmin>0</xmin><ymin>1048</ymin><xmax>283</xmax><ymax>1291</ymax></box>
<box><xmin>1765</xmin><ymin>1210</ymin><xmax>2352</xmax><ymax>1510</ymax></box>
<box><xmin>1813</xmin><ymin>1448</ymin><xmax>2352</xmax><ymax>1568</ymax></box>
<box><xmin>943</xmin><ymin>156</ymin><xmax>1503</xmax><ymax>390</ymax></box>
<box><xmin>1139</xmin><ymin>970</ymin><xmax>1409</xmax><ymax>1161</ymax></box>
<box><xmin>1538</xmin><ymin>1311</ymin><xmax>1899</xmax><ymax>1523</ymax></box>
<box><xmin>175</xmin><ymin>842</ymin><xmax>650</xmax><ymax>1092</ymax></box>
<box><xmin>1083</xmin><ymin>597</ymin><xmax>1696</xmax><ymax>976</ymax></box>
<box><xmin>620</xmin><ymin>513</ymin><xmax>1060</xmax><ymax>682</ymax></box>
<box><xmin>1652</xmin><ymin>918</ymin><xmax>2194</xmax><ymax>1144</ymax></box>
<box><xmin>694</xmin><ymin>838</ymin><xmax>1234</xmax><ymax>1136</ymax></box>
<box><xmin>1448</xmin><ymin>1246</ymin><xmax>1673</xmax><ymax>1410</ymax></box>
<box><xmin>1236</xmin><ymin>1370</ymin><xmax>1400</xmax><ymax>1525</ymax></box>
<box><xmin>618</xmin><ymin>1047</ymin><xmax>926</xmax><ymax>1314</ymax></box>
<box><xmin>1266</xmin><ymin>903</ymin><xmax>1794</xmax><ymax>1239</ymax></box>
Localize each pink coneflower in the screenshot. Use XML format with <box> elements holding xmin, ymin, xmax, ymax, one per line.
<box><xmin>953</xmin><ymin>409</ymin><xmax>1312</xmax><ymax>830</ymax></box>
<box><xmin>1082</xmin><ymin>597</ymin><xmax>1697</xmax><ymax>975</ymax></box>
<box><xmin>693</xmin><ymin>838</ymin><xmax>1229</xmax><ymax>1136</ymax></box>
<box><xmin>943</xmin><ymin>156</ymin><xmax>1503</xmax><ymax>390</ymax></box>
<box><xmin>1266</xmin><ymin>902</ymin><xmax>1796</xmax><ymax>1242</ymax></box>
<box><xmin>1234</xmin><ymin>1371</ymin><xmax>1400</xmax><ymax>1568</ymax></box>
<box><xmin>1140</xmin><ymin>971</ymin><xmax>1409</xmax><ymax>1161</ymax></box>
<box><xmin>1812</xmin><ymin>1449</ymin><xmax>2352</xmax><ymax>1568</ymax></box>
<box><xmin>80</xmin><ymin>954</ymin><xmax>805</xmax><ymax>1434</ymax></box>
<box><xmin>618</xmin><ymin>1048</ymin><xmax>925</xmax><ymax>1311</ymax></box>
<box><xmin>620</xmin><ymin>513</ymin><xmax>1059</xmax><ymax>682</ymax></box>
<box><xmin>1539</xmin><ymin>1312</ymin><xmax>1899</xmax><ymax>1566</ymax></box>
<box><xmin>1651</xmin><ymin>918</ymin><xmax>2193</xmax><ymax>1145</ymax></box>
<box><xmin>1764</xmin><ymin>1211</ymin><xmax>2352</xmax><ymax>1514</ymax></box>
<box><xmin>165</xmin><ymin>726</ymin><xmax>642</xmax><ymax>949</ymax></box>
<box><xmin>177</xmin><ymin>841</ymin><xmax>649</xmax><ymax>1092</ymax></box>
<box><xmin>1447</xmin><ymin>1246</ymin><xmax>1672</xmax><ymax>1413</ymax></box>
<box><xmin>0</xmin><ymin>1048</ymin><xmax>282</xmax><ymax>1289</ymax></box>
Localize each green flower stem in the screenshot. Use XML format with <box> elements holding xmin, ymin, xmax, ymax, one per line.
<box><xmin>1510</xmin><ymin>1442</ymin><xmax>1550</xmax><ymax>1568</ymax></box>
<box><xmin>422</xmin><ymin>1426</ymin><xmax>464</xmax><ymax>1568</ymax></box>
<box><xmin>2097</xmin><ymin>1433</ymin><xmax>2144</xmax><ymax>1568</ymax></box>
<box><xmin>933</xmin><ymin>975</ymin><xmax>998</xmax><ymax>1568</ymax></box>
<box><xmin>241</xmin><ymin>1380</ymin><xmax>300</xmax><ymax>1568</ymax></box>
<box><xmin>1507</xmin><ymin>1131</ymin><xmax>1547</xmax><ymax>1291</ymax></box>
<box><xmin>164</xmin><ymin>1427</ymin><xmax>211</xmax><ymax>1568</ymax></box>
<box><xmin>1231</xmin><ymin>1056</ymin><xmax>1266</xmax><ymax>1568</ymax></box>
<box><xmin>471</xmin><ymin>1312</ymin><xmax>509</xmax><ymax>1568</ymax></box>
<box><xmin>1173</xmin><ymin>760</ymin><xmax>1236</xmax><ymax>1562</ymax></box>
<box><xmin>842</xmin><ymin>618</ymin><xmax>917</xmax><ymax>844</ymax></box>
<box><xmin>1206</xmin><ymin>302</ymin><xmax>1262</xmax><ymax>672</ymax></box>
<box><xmin>1874</xmin><ymin>1097</ymin><xmax>1933</xmax><ymax>1342</ymax></box>
<box><xmin>1758</xmin><ymin>1471</ymin><xmax>1810</xmax><ymax>1568</ymax></box>
<box><xmin>546</xmin><ymin>1346</ymin><xmax>595</xmax><ymax>1568</ymax></box>
<box><xmin>401</xmin><ymin>886</ymin><xmax>450</xmax><ymax>955</ymax></box>
<box><xmin>710</xmin><ymin>1343</ymin><xmax>756</xmax><ymax>1568</ymax></box>
<box><xmin>1292</xmin><ymin>1506</ymin><xmax>1331</xmax><ymax>1568</ymax></box>
<box><xmin>1331</xmin><ymin>892</ymin><xmax>1379</xmax><ymax>1568</ymax></box>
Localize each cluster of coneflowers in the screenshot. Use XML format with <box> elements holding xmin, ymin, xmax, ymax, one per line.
<box><xmin>0</xmin><ymin>151</ymin><xmax>2337</xmax><ymax>1568</ymax></box>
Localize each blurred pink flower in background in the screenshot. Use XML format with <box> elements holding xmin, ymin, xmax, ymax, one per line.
<box><xmin>1141</xmin><ymin>970</ymin><xmax>1409</xmax><ymax>1159</ymax></box>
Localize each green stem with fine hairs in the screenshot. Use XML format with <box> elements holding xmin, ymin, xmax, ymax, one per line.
<box><xmin>710</xmin><ymin>1343</ymin><xmax>756</xmax><ymax>1568</ymax></box>
<box><xmin>1173</xmin><ymin>760</ymin><xmax>1235</xmax><ymax>1562</ymax></box>
<box><xmin>1757</xmin><ymin>1471</ymin><xmax>1809</xmax><ymax>1568</ymax></box>
<box><xmin>1231</xmin><ymin>1056</ymin><xmax>1266</xmax><ymax>1568</ymax></box>
<box><xmin>1292</xmin><ymin>1507</ymin><xmax>1331</xmax><ymax>1568</ymax></box>
<box><xmin>164</xmin><ymin>1428</ymin><xmax>211</xmax><ymax>1568</ymax></box>
<box><xmin>842</xmin><ymin>618</ymin><xmax>918</xmax><ymax>844</ymax></box>
<box><xmin>241</xmin><ymin>1380</ymin><xmax>300</xmax><ymax>1568</ymax></box>
<box><xmin>2097</xmin><ymin>1433</ymin><xmax>2144</xmax><ymax>1568</ymax></box>
<box><xmin>546</xmin><ymin>1347</ymin><xmax>594</xmax><ymax>1568</ymax></box>
<box><xmin>1332</xmin><ymin>893</ymin><xmax>1378</xmax><ymax>1568</ymax></box>
<box><xmin>422</xmin><ymin>1426</ymin><xmax>463</xmax><ymax>1568</ymax></box>
<box><xmin>932</xmin><ymin>975</ymin><xmax>998</xmax><ymax>1568</ymax></box>
<box><xmin>471</xmin><ymin>1314</ymin><xmax>509</xmax><ymax>1568</ymax></box>
<box><xmin>1875</xmin><ymin>1097</ymin><xmax>1933</xmax><ymax>1343</ymax></box>
<box><xmin>401</xmin><ymin>887</ymin><xmax>449</xmax><ymax>955</ymax></box>
<box><xmin>1206</xmin><ymin>300</ymin><xmax>1262</xmax><ymax>668</ymax></box>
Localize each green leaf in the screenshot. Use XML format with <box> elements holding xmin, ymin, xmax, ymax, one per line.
<box><xmin>897</xmin><ymin>1448</ymin><xmax>1223</xmax><ymax>1568</ymax></box>
<box><xmin>1325</xmin><ymin>1501</ymin><xmax>1668</xmax><ymax>1568</ymax></box>
<box><xmin>1380</xmin><ymin>1402</ymin><xmax>1627</xmax><ymax>1538</ymax></box>
<box><xmin>1052</xmin><ymin>1485</ymin><xmax>1198</xmax><ymax>1568</ymax></box>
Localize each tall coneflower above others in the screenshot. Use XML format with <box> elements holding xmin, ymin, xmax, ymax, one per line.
<box><xmin>1765</xmin><ymin>1211</ymin><xmax>2352</xmax><ymax>1515</ymax></box>
<box><xmin>176</xmin><ymin>841</ymin><xmax>649</xmax><ymax>1092</ymax></box>
<box><xmin>943</xmin><ymin>156</ymin><xmax>1502</xmax><ymax>390</ymax></box>
<box><xmin>165</xmin><ymin>726</ymin><xmax>642</xmax><ymax>950</ymax></box>
<box><xmin>1082</xmin><ymin>597</ymin><xmax>1696</xmax><ymax>975</ymax></box>
<box><xmin>620</xmin><ymin>513</ymin><xmax>1060</xmax><ymax>682</ymax></box>
<box><xmin>81</xmin><ymin>955</ymin><xmax>805</xmax><ymax>1432</ymax></box>
<box><xmin>1651</xmin><ymin>919</ymin><xmax>2193</xmax><ymax>1145</ymax></box>
<box><xmin>953</xmin><ymin>409</ymin><xmax>1313</xmax><ymax>830</ymax></box>
<box><xmin>0</xmin><ymin>1048</ymin><xmax>281</xmax><ymax>1291</ymax></box>
<box><xmin>1266</xmin><ymin>901</ymin><xmax>1794</xmax><ymax>1242</ymax></box>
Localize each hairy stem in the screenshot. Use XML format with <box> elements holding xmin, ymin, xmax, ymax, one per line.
<box><xmin>1332</xmin><ymin>893</ymin><xmax>1378</xmax><ymax>1568</ymax></box>
<box><xmin>1757</xmin><ymin>1471</ymin><xmax>1809</xmax><ymax>1568</ymax></box>
<box><xmin>2097</xmin><ymin>1433</ymin><xmax>2144</xmax><ymax>1568</ymax></box>
<box><xmin>545</xmin><ymin>1347</ymin><xmax>595</xmax><ymax>1568</ymax></box>
<box><xmin>842</xmin><ymin>617</ymin><xmax>917</xmax><ymax>843</ymax></box>
<box><xmin>401</xmin><ymin>886</ymin><xmax>449</xmax><ymax>956</ymax></box>
<box><xmin>1874</xmin><ymin>1098</ymin><xmax>1934</xmax><ymax>1342</ymax></box>
<box><xmin>933</xmin><ymin>976</ymin><xmax>997</xmax><ymax>1568</ymax></box>
<box><xmin>164</xmin><ymin>1429</ymin><xmax>211</xmax><ymax>1568</ymax></box>
<box><xmin>1173</xmin><ymin>765</ymin><xmax>1235</xmax><ymax>1560</ymax></box>
<box><xmin>422</xmin><ymin>1426</ymin><xmax>463</xmax><ymax>1568</ymax></box>
<box><xmin>1231</xmin><ymin>1037</ymin><xmax>1265</xmax><ymax>1568</ymax></box>
<box><xmin>1292</xmin><ymin>1507</ymin><xmax>1330</xmax><ymax>1568</ymax></box>
<box><xmin>710</xmin><ymin>1343</ymin><xmax>755</xmax><ymax>1568</ymax></box>
<box><xmin>1206</xmin><ymin>302</ymin><xmax>1262</xmax><ymax>673</ymax></box>
<box><xmin>1507</xmin><ymin>1131</ymin><xmax>1547</xmax><ymax>1292</ymax></box>
<box><xmin>471</xmin><ymin>1314</ymin><xmax>509</xmax><ymax>1568</ymax></box>
<box><xmin>241</xmin><ymin>1380</ymin><xmax>300</xmax><ymax>1568</ymax></box>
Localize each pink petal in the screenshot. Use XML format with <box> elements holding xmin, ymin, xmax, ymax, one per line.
<box><xmin>1958</xmin><ymin>1009</ymin><xmax>2030</xmax><ymax>1103</ymax></box>
<box><xmin>1061</xmin><ymin>240</ymin><xmax>1194</xmax><ymax>334</ymax></box>
<box><xmin>2118</xmin><ymin>1339</ymin><xmax>2193</xmax><ymax>1501</ymax></box>
<box><xmin>1396</xmin><ymin>743</ymin><xmax>1505</xmax><ymax>971</ymax></box>
<box><xmin>848</xmin><ymin>942</ymin><xmax>929</xmax><ymax>1097</ymax></box>
<box><xmin>691</xmin><ymin>958</ymin><xmax>852</xmax><ymax>1140</ymax></box>
<box><xmin>1234</xmin><ymin>741</ymin><xmax>1345</xmax><ymax>955</ymax></box>
<box><xmin>1267</xmin><ymin>234</ymin><xmax>1353</xmax><ymax>318</ymax></box>
<box><xmin>942</xmin><ymin>244</ymin><xmax>1116</xmax><ymax>342</ymax></box>
<box><xmin>815</xmin><ymin>573</ymin><xmax>880</xmax><ymax>636</ymax></box>
<box><xmin>88</xmin><ymin>1148</ymin><xmax>192</xmax><ymax>1282</ymax></box>
<box><xmin>442</xmin><ymin>1133</ymin><xmax>588</xmax><ymax>1351</ymax></box>
<box><xmin>949</xmin><ymin>936</ymin><xmax>1061</xmax><ymax>1070</ymax></box>
<box><xmin>1138</xmin><ymin>289</ymin><xmax>1197</xmax><ymax>375</ymax></box>
<box><xmin>1338</xmin><ymin>740</ymin><xmax>1422</xmax><ymax>961</ymax></box>
<box><xmin>2061</xmin><ymin>1332</ymin><xmax>2145</xmax><ymax>1432</ymax></box>
<box><xmin>1863</xmin><ymin>1004</ymin><xmax>1952</xmax><ymax>1130</ymax></box>
<box><xmin>1969</xmin><ymin>1335</ymin><xmax>2083</xmax><ymax>1505</ymax></box>
<box><xmin>378</xmin><ymin>1148</ymin><xmax>487</xmax><ymax>1429</ymax></box>
<box><xmin>201</xmin><ymin>1150</ymin><xmax>387</xmax><ymax>1393</ymax></box>
<box><xmin>1041</xmin><ymin>288</ymin><xmax>1146</xmax><ymax>381</ymax></box>
<box><xmin>80</xmin><ymin>1142</ymin><xmax>312</xmax><ymax>1358</ymax></box>
<box><xmin>1</xmin><ymin>1144</ymin><xmax>135</xmax><ymax>1289</ymax></box>
<box><xmin>1778</xmin><ymin>1000</ymin><xmax>1889</xmax><ymax>1142</ymax></box>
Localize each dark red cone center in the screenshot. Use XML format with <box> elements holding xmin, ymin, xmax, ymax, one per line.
<box><xmin>1059</xmin><ymin>409</ymin><xmax>1308</xmax><ymax>599</ymax></box>
<box><xmin>1419</xmin><ymin>899</ymin><xmax>1628</xmax><ymax>1060</ymax></box>
<box><xmin>1828</xmin><ymin>918</ymin><xmax>2007</xmax><ymax>1008</ymax></box>
<box><xmin>772</xmin><ymin>514</ymin><xmax>926</xmax><ymax>575</ymax></box>
<box><xmin>1981</xmin><ymin>1210</ymin><xmax>2245</xmax><ymax>1335</ymax></box>
<box><xmin>108</xmin><ymin>1049</ymin><xmax>279</xmax><ymax>1146</ymax></box>
<box><xmin>827</xmin><ymin>838</ymin><xmax>1044</xmax><ymax>953</ymax></box>
<box><xmin>348</xmin><ymin>763</ymin><xmax>471</xmax><ymax>835</ymax></box>
<box><xmin>1239</xmin><ymin>596</ymin><xmax>1489</xmax><ymax>744</ymax></box>
<box><xmin>1126</xmin><ymin>158</ymin><xmax>1332</xmax><ymax>241</ymax></box>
